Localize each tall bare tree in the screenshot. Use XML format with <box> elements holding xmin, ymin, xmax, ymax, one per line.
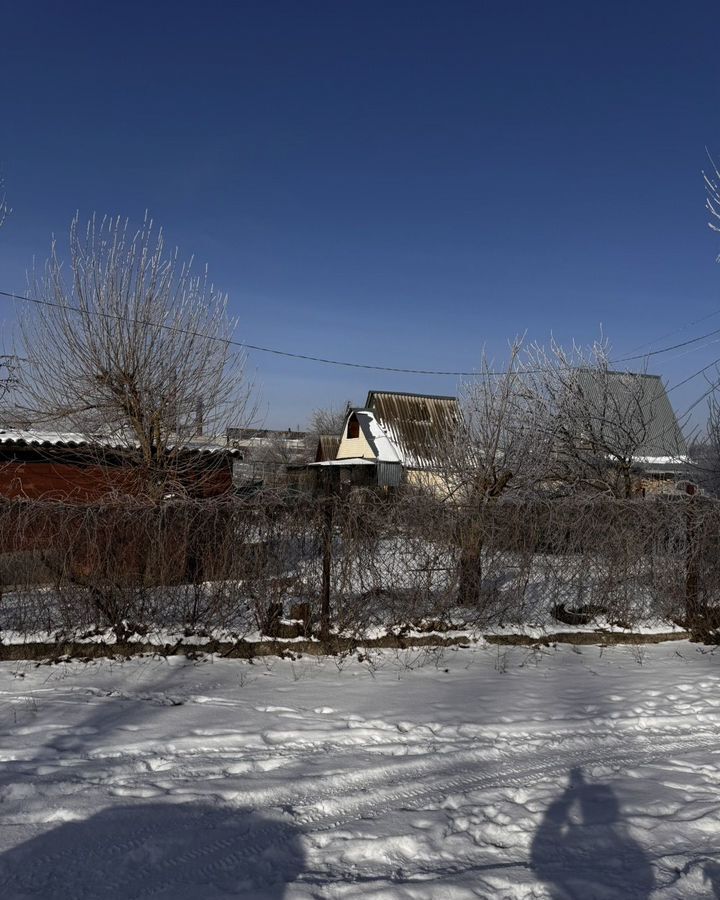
<box><xmin>697</xmin><ymin>156</ymin><xmax>720</xmax><ymax>493</ymax></box>
<box><xmin>442</xmin><ymin>339</ymin><xmax>550</xmax><ymax>502</ymax></box>
<box><xmin>0</xmin><ymin>178</ymin><xmax>17</xmax><ymax>412</ymax></box>
<box><xmin>525</xmin><ymin>339</ymin><xmax>679</xmax><ymax>498</ymax></box>
<box><xmin>18</xmin><ymin>214</ymin><xmax>253</xmax><ymax>495</ymax></box>
<box><xmin>704</xmin><ymin>153</ymin><xmax>720</xmax><ymax>254</ymax></box>
<box><xmin>438</xmin><ymin>339</ymin><xmax>552</xmax><ymax>604</ymax></box>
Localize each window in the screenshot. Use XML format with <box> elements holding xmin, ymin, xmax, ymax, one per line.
<box><xmin>347</xmin><ymin>414</ymin><xmax>360</xmax><ymax>439</ymax></box>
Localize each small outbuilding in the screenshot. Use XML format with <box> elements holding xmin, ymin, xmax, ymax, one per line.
<box><xmin>0</xmin><ymin>430</ymin><xmax>240</xmax><ymax>501</ymax></box>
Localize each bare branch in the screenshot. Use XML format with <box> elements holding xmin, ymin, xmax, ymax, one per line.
<box><xmin>17</xmin><ymin>213</ymin><xmax>256</xmax><ymax>496</ymax></box>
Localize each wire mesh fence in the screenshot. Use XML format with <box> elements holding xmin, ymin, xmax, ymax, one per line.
<box><xmin>1</xmin><ymin>487</ymin><xmax>718</xmax><ymax>646</ymax></box>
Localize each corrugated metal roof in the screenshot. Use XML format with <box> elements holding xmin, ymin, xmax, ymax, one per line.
<box><xmin>570</xmin><ymin>370</ymin><xmax>687</xmax><ymax>459</ymax></box>
<box><xmin>0</xmin><ymin>430</ymin><xmax>241</xmax><ymax>457</ymax></box>
<box><xmin>365</xmin><ymin>391</ymin><xmax>459</xmax><ymax>468</ymax></box>
<box><xmin>315</xmin><ymin>434</ymin><xmax>341</xmax><ymax>462</ymax></box>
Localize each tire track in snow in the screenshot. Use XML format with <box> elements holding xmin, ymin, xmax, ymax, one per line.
<box><xmin>245</xmin><ymin>731</ymin><xmax>718</xmax><ymax>831</ymax></box>
<box><xmin>33</xmin><ymin>715</ymin><xmax>716</xmax><ymax>799</ymax></box>
<box><xmin>20</xmin><ymin>728</ymin><xmax>720</xmax><ymax>897</ymax></box>
<box><xmin>2</xmin><ymin>727</ymin><xmax>718</xmax><ymax>897</ymax></box>
<box><xmin>293</xmin><ymin>727</ymin><xmax>720</xmax><ymax>831</ymax></box>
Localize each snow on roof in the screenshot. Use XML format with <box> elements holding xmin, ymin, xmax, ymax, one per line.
<box><xmin>633</xmin><ymin>455</ymin><xmax>690</xmax><ymax>466</ymax></box>
<box><xmin>339</xmin><ymin>404</ymin><xmax>448</xmax><ymax>469</ymax></box>
<box><xmin>362</xmin><ymin>411</ymin><xmax>403</xmax><ymax>464</ymax></box>
<box><xmin>0</xmin><ymin>429</ymin><xmax>240</xmax><ymax>457</ymax></box>
<box><xmin>309</xmin><ymin>457</ymin><xmax>376</xmax><ymax>467</ymax></box>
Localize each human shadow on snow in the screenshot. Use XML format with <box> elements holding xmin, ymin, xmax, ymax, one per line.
<box><xmin>0</xmin><ymin>801</ymin><xmax>305</xmax><ymax>899</ymax></box>
<box><xmin>704</xmin><ymin>861</ymin><xmax>720</xmax><ymax>897</ymax></box>
<box><xmin>531</xmin><ymin>767</ymin><xmax>654</xmax><ymax>899</ymax></box>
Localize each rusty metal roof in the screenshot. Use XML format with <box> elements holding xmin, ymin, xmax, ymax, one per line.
<box><xmin>365</xmin><ymin>391</ymin><xmax>459</xmax><ymax>468</ymax></box>
<box><xmin>315</xmin><ymin>434</ymin><xmax>341</xmax><ymax>462</ymax></box>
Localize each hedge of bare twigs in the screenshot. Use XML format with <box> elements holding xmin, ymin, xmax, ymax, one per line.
<box><xmin>0</xmin><ymin>489</ymin><xmax>718</xmax><ymax>645</ymax></box>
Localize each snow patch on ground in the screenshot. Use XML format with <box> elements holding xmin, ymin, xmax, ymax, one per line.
<box><xmin>0</xmin><ymin>643</ymin><xmax>719</xmax><ymax>896</ymax></box>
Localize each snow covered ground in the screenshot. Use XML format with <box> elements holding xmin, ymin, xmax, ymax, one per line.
<box><xmin>0</xmin><ymin>641</ymin><xmax>719</xmax><ymax>898</ymax></box>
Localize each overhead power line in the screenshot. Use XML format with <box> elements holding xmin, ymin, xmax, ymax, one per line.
<box><xmin>615</xmin><ymin>324</ymin><xmax>720</xmax><ymax>362</ymax></box>
<box><xmin>0</xmin><ymin>289</ymin><xmax>483</xmax><ymax>377</ymax></box>
<box><xmin>619</xmin><ymin>304</ymin><xmax>720</xmax><ymax>358</ymax></box>
<box><xmin>2</xmin><ymin>287</ymin><xmax>720</xmax><ymax>389</ymax></box>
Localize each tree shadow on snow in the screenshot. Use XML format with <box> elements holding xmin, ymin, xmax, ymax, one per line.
<box><xmin>531</xmin><ymin>767</ymin><xmax>653</xmax><ymax>899</ymax></box>
<box><xmin>0</xmin><ymin>658</ymin><xmax>207</xmax><ymax>800</ymax></box>
<box><xmin>0</xmin><ymin>802</ymin><xmax>304</xmax><ymax>899</ymax></box>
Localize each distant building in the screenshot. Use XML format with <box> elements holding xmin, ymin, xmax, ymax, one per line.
<box><xmin>310</xmin><ymin>391</ymin><xmax>459</xmax><ymax>489</ymax></box>
<box><xmin>0</xmin><ymin>430</ymin><xmax>239</xmax><ymax>501</ymax></box>
<box><xmin>567</xmin><ymin>370</ymin><xmax>692</xmax><ymax>495</ymax></box>
<box><xmin>227</xmin><ymin>427</ymin><xmax>308</xmax><ymax>487</ymax></box>
<box><xmin>301</xmin><ymin>376</ymin><xmax>692</xmax><ymax>498</ymax></box>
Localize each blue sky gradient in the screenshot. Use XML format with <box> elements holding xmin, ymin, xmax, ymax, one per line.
<box><xmin>1</xmin><ymin>1</ymin><xmax>719</xmax><ymax>429</ymax></box>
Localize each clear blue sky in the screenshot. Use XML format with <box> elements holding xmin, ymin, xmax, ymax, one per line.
<box><xmin>1</xmin><ymin>0</ymin><xmax>719</xmax><ymax>430</ymax></box>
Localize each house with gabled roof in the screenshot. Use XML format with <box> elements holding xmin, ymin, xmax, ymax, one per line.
<box><xmin>319</xmin><ymin>390</ymin><xmax>459</xmax><ymax>489</ymax></box>
<box><xmin>564</xmin><ymin>370</ymin><xmax>692</xmax><ymax>495</ymax></box>
<box><xmin>305</xmin><ymin>374</ymin><xmax>691</xmax><ymax>497</ymax></box>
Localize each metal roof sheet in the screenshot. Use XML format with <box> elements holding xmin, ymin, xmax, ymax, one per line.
<box><xmin>315</xmin><ymin>434</ymin><xmax>341</xmax><ymax>462</ymax></box>
<box><xmin>570</xmin><ymin>370</ymin><xmax>687</xmax><ymax>458</ymax></box>
<box><xmin>365</xmin><ymin>391</ymin><xmax>459</xmax><ymax>468</ymax></box>
<box><xmin>0</xmin><ymin>430</ymin><xmax>240</xmax><ymax>457</ymax></box>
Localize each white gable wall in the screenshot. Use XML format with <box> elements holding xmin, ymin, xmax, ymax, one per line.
<box><xmin>336</xmin><ymin>414</ymin><xmax>377</xmax><ymax>461</ymax></box>
<box><xmin>336</xmin><ymin>411</ymin><xmax>403</xmax><ymax>463</ymax></box>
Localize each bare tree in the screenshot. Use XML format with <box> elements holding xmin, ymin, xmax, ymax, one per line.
<box><xmin>0</xmin><ymin>178</ymin><xmax>18</xmax><ymax>414</ymax></box>
<box><xmin>18</xmin><ymin>214</ymin><xmax>254</xmax><ymax>496</ymax></box>
<box><xmin>691</xmin><ymin>386</ymin><xmax>720</xmax><ymax>496</ymax></box>
<box><xmin>695</xmin><ymin>157</ymin><xmax>720</xmax><ymax>493</ymax></box>
<box><xmin>437</xmin><ymin>339</ymin><xmax>552</xmax><ymax>604</ymax></box>
<box><xmin>704</xmin><ymin>153</ymin><xmax>720</xmax><ymax>255</ymax></box>
<box><xmin>304</xmin><ymin>401</ymin><xmax>350</xmax><ymax>460</ymax></box>
<box><xmin>308</xmin><ymin>402</ymin><xmax>350</xmax><ymax>437</ymax></box>
<box><xmin>525</xmin><ymin>339</ymin><xmax>677</xmax><ymax>498</ymax></box>
<box><xmin>445</xmin><ymin>339</ymin><xmax>551</xmax><ymax>501</ymax></box>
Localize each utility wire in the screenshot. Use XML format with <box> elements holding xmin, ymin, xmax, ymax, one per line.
<box><xmin>0</xmin><ymin>289</ymin><xmax>483</xmax><ymax>377</ymax></box>
<box><xmin>615</xmin><ymin>324</ymin><xmax>720</xmax><ymax>362</ymax></box>
<box><xmin>618</xmin><ymin>304</ymin><xmax>720</xmax><ymax>358</ymax></box>
<box><xmin>2</xmin><ymin>286</ymin><xmax>720</xmax><ymax>389</ymax></box>
<box><xmin>4</xmin><ymin>287</ymin><xmax>720</xmax><ymax>443</ymax></box>
<box><xmin>667</xmin><ymin>358</ymin><xmax>720</xmax><ymax>394</ymax></box>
